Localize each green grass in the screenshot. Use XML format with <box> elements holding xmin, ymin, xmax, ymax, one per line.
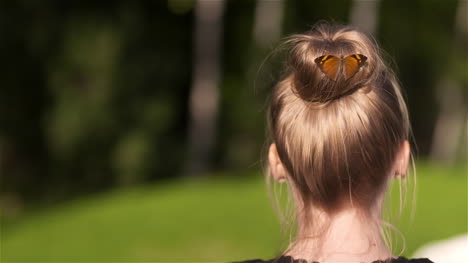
<box><xmin>1</xmin><ymin>162</ymin><xmax>466</xmax><ymax>262</ymax></box>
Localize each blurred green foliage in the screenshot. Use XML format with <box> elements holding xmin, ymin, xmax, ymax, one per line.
<box><xmin>2</xmin><ymin>162</ymin><xmax>466</xmax><ymax>261</ymax></box>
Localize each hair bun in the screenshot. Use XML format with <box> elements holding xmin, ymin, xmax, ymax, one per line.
<box><xmin>285</xmin><ymin>32</ymin><xmax>376</xmax><ymax>103</ymax></box>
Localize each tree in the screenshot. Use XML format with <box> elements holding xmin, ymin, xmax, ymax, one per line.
<box><xmin>186</xmin><ymin>0</ymin><xmax>225</xmax><ymax>174</ymax></box>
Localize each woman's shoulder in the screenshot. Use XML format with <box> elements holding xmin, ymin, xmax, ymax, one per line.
<box><xmin>232</xmin><ymin>255</ymin><xmax>434</xmax><ymax>263</ymax></box>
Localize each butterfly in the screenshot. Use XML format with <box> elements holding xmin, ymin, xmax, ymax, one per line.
<box><xmin>314</xmin><ymin>54</ymin><xmax>367</xmax><ymax>81</ymax></box>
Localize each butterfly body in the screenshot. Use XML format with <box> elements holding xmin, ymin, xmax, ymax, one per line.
<box><xmin>314</xmin><ymin>54</ymin><xmax>367</xmax><ymax>81</ymax></box>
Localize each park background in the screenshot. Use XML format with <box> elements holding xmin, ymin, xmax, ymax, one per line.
<box><xmin>1</xmin><ymin>0</ymin><xmax>467</xmax><ymax>262</ymax></box>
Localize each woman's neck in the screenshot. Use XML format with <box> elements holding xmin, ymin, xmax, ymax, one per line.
<box><xmin>284</xmin><ymin>207</ymin><xmax>392</xmax><ymax>263</ymax></box>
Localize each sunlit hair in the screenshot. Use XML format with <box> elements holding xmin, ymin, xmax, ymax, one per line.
<box><xmin>264</xmin><ymin>23</ymin><xmax>415</xmax><ymax>257</ymax></box>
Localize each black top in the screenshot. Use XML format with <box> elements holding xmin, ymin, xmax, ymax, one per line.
<box><xmin>233</xmin><ymin>255</ymin><xmax>433</xmax><ymax>263</ymax></box>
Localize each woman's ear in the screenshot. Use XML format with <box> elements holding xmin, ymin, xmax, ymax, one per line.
<box><xmin>268</xmin><ymin>143</ymin><xmax>287</xmax><ymax>183</ymax></box>
<box><xmin>393</xmin><ymin>140</ymin><xmax>410</xmax><ymax>179</ymax></box>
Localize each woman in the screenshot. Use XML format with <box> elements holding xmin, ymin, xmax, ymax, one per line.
<box><xmin>235</xmin><ymin>23</ymin><xmax>433</xmax><ymax>263</ymax></box>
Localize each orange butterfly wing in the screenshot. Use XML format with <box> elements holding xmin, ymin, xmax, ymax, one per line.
<box><xmin>314</xmin><ymin>55</ymin><xmax>341</xmax><ymax>81</ymax></box>
<box><xmin>343</xmin><ymin>54</ymin><xmax>367</xmax><ymax>80</ymax></box>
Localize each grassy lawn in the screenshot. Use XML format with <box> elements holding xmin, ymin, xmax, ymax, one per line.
<box><xmin>1</xmin><ymin>162</ymin><xmax>466</xmax><ymax>262</ymax></box>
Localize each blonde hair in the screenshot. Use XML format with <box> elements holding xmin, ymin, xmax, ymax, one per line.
<box><xmin>265</xmin><ymin>23</ymin><xmax>413</xmax><ymax>257</ymax></box>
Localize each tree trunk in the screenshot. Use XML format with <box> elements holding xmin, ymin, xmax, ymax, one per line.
<box><xmin>186</xmin><ymin>0</ymin><xmax>225</xmax><ymax>175</ymax></box>
<box><xmin>350</xmin><ymin>0</ymin><xmax>381</xmax><ymax>34</ymax></box>
<box><xmin>253</xmin><ymin>0</ymin><xmax>285</xmax><ymax>49</ymax></box>
<box><xmin>430</xmin><ymin>0</ymin><xmax>467</xmax><ymax>162</ymax></box>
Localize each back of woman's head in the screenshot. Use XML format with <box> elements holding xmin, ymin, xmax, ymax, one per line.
<box><xmin>268</xmin><ymin>23</ymin><xmax>411</xmax><ymax>216</ymax></box>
